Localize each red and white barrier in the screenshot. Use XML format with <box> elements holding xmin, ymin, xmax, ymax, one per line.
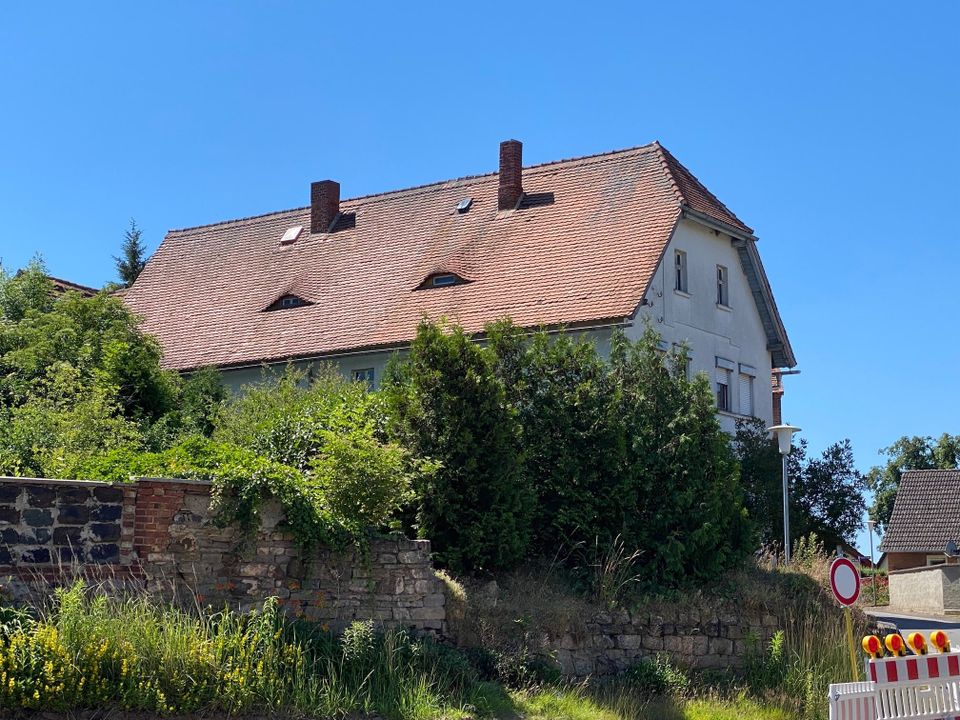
<box><xmin>829</xmin><ymin>651</ymin><xmax>960</xmax><ymax>720</ymax></box>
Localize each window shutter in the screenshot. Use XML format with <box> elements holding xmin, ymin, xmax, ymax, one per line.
<box><xmin>739</xmin><ymin>373</ymin><xmax>753</xmax><ymax>416</ymax></box>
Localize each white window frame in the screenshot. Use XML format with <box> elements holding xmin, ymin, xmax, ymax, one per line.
<box><xmin>927</xmin><ymin>556</ymin><xmax>948</xmax><ymax>566</ymax></box>
<box><xmin>674</xmin><ymin>250</ymin><xmax>688</xmax><ymax>293</ymax></box>
<box><xmin>716</xmin><ymin>265</ymin><xmax>729</xmax><ymax>307</ymax></box>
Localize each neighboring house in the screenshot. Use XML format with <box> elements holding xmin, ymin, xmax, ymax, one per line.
<box><xmin>48</xmin><ymin>276</ymin><xmax>97</xmax><ymax>297</ymax></box>
<box><xmin>879</xmin><ymin>469</ymin><xmax>960</xmax><ymax>571</ymax></box>
<box><xmin>122</xmin><ymin>140</ymin><xmax>796</xmax><ymax>431</ymax></box>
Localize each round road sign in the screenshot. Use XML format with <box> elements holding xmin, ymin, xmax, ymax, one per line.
<box><xmin>829</xmin><ymin>557</ymin><xmax>861</xmax><ymax>606</ymax></box>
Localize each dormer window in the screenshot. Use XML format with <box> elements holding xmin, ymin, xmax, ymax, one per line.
<box><xmin>416</xmin><ymin>272</ymin><xmax>469</xmax><ymax>290</ymax></box>
<box><xmin>432</xmin><ymin>274</ymin><xmax>457</xmax><ymax>287</ymax></box>
<box><xmin>264</xmin><ymin>294</ymin><xmax>312</xmax><ymax>311</ymax></box>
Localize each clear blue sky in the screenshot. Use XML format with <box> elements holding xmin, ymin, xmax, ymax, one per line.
<box><xmin>2</xmin><ymin>3</ymin><xmax>958</xmax><ymax>554</ymax></box>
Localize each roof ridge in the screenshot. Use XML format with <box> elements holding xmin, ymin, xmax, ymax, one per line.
<box><xmin>166</xmin><ymin>143</ymin><xmax>663</xmax><ymax>234</ymax></box>
<box><xmin>656</xmin><ymin>144</ymin><xmax>752</xmax><ymax>232</ymax></box>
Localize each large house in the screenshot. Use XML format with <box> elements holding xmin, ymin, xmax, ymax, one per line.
<box><xmin>879</xmin><ymin>469</ymin><xmax>960</xmax><ymax>571</ymax></box>
<box><xmin>123</xmin><ymin>140</ymin><xmax>796</xmax><ymax>431</ymax></box>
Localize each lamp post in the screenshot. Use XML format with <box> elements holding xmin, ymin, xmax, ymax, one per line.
<box><xmin>866</xmin><ymin>519</ymin><xmax>877</xmax><ymax>606</ymax></box>
<box><xmin>768</xmin><ymin>424</ymin><xmax>801</xmax><ymax>564</ymax></box>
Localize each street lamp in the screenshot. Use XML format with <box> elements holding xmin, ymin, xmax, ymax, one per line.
<box><xmin>768</xmin><ymin>423</ymin><xmax>801</xmax><ymax>564</ymax></box>
<box><xmin>866</xmin><ymin>519</ymin><xmax>877</xmax><ymax>606</ymax></box>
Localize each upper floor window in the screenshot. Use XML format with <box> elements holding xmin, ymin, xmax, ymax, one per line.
<box><xmin>352</xmin><ymin>368</ymin><xmax>375</xmax><ymax>388</ymax></box>
<box><xmin>716</xmin><ymin>265</ymin><xmax>729</xmax><ymax>307</ymax></box>
<box><xmin>716</xmin><ymin>369</ymin><xmax>731</xmax><ymax>412</ymax></box>
<box><xmin>715</xmin><ymin>357</ymin><xmax>735</xmax><ymax>413</ymax></box>
<box><xmin>674</xmin><ymin>250</ymin><xmax>688</xmax><ymax>293</ymax></box>
<box><xmin>738</xmin><ymin>372</ymin><xmax>753</xmax><ymax>416</ymax></box>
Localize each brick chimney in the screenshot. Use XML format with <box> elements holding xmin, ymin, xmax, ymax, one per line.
<box><xmin>310</xmin><ymin>180</ymin><xmax>340</xmax><ymax>233</ymax></box>
<box><xmin>498</xmin><ymin>140</ymin><xmax>523</xmax><ymax>211</ymax></box>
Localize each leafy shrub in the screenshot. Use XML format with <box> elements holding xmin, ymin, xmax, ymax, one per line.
<box><xmin>624</xmin><ymin>654</ymin><xmax>691</xmax><ymax>697</ymax></box>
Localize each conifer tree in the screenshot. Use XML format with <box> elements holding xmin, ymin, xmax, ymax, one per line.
<box><xmin>114</xmin><ymin>218</ymin><xmax>147</xmax><ymax>287</ymax></box>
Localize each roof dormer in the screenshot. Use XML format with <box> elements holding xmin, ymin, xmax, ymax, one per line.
<box><xmin>264</xmin><ymin>293</ymin><xmax>312</xmax><ymax>312</ymax></box>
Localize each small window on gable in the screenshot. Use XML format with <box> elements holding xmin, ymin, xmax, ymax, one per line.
<box><xmin>717</xmin><ymin>265</ymin><xmax>729</xmax><ymax>307</ymax></box>
<box><xmin>675</xmin><ymin>250</ymin><xmax>688</xmax><ymax>293</ymax></box>
<box><xmin>417</xmin><ymin>272</ymin><xmax>469</xmax><ymax>290</ymax></box>
<box><xmin>264</xmin><ymin>294</ymin><xmax>312</xmax><ymax>312</ymax></box>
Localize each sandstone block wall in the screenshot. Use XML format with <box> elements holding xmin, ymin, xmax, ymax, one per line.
<box><xmin>553</xmin><ymin>606</ymin><xmax>780</xmax><ymax>677</ymax></box>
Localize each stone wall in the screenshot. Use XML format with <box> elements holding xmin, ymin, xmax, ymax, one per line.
<box><xmin>0</xmin><ymin>478</ymin><xmax>135</xmax><ymax>566</ymax></box>
<box><xmin>0</xmin><ymin>476</ymin><xmax>445</xmax><ymax>634</ymax></box>
<box><xmin>134</xmin><ymin>478</ymin><xmax>445</xmax><ymax>632</ymax></box>
<box><xmin>553</xmin><ymin>605</ymin><xmax>780</xmax><ymax>677</ymax></box>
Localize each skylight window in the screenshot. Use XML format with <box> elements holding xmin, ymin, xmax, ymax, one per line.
<box><xmin>279</xmin><ymin>225</ymin><xmax>303</xmax><ymax>245</ymax></box>
<box><xmin>432</xmin><ymin>274</ymin><xmax>458</xmax><ymax>287</ymax></box>
<box><xmin>264</xmin><ymin>294</ymin><xmax>312</xmax><ymax>311</ymax></box>
<box><xmin>456</xmin><ymin>198</ymin><xmax>473</xmax><ymax>213</ymax></box>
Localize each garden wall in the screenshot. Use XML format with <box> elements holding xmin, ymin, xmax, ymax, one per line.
<box><xmin>0</xmin><ymin>476</ymin><xmax>446</xmax><ymax>634</ymax></box>
<box><xmin>551</xmin><ymin>605</ymin><xmax>780</xmax><ymax>677</ymax></box>
<box><xmin>889</xmin><ymin>564</ymin><xmax>960</xmax><ymax>615</ymax></box>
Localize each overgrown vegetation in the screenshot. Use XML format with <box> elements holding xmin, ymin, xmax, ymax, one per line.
<box><xmin>2</xmin><ymin>258</ymin><xmax>864</xmax><ymax>591</ymax></box>
<box><xmin>0</xmin><ymin>581</ymin><xmax>482</xmax><ymax>717</ymax></box>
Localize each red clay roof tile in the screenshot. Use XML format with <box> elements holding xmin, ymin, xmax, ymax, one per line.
<box><xmin>123</xmin><ymin>142</ymin><xmax>754</xmax><ymax>370</ymax></box>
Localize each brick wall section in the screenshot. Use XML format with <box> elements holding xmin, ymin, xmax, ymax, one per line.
<box><xmin>0</xmin><ymin>478</ymin><xmax>125</xmax><ymax>566</ymax></box>
<box><xmin>0</xmin><ymin>476</ymin><xmax>445</xmax><ymax>634</ymax></box>
<box><xmin>551</xmin><ymin>606</ymin><xmax>780</xmax><ymax>677</ymax></box>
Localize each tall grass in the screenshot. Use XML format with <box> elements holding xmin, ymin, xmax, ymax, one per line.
<box><xmin>0</xmin><ymin>580</ymin><xmax>481</xmax><ymax>718</ymax></box>
<box><xmin>742</xmin><ymin>546</ymin><xmax>870</xmax><ymax>720</ymax></box>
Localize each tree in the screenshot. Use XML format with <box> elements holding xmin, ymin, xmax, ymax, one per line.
<box><xmin>486</xmin><ymin>321</ymin><xmax>623</xmax><ymax>557</ymax></box>
<box><xmin>865</xmin><ymin>434</ymin><xmax>960</xmax><ymax>532</ymax></box>
<box><xmin>734</xmin><ymin>418</ymin><xmax>866</xmax><ymax>551</ymax></box>
<box><xmin>383</xmin><ymin>320</ymin><xmax>533</xmax><ymax>573</ymax></box>
<box><xmin>609</xmin><ymin>327</ymin><xmax>753</xmax><ymax>583</ymax></box>
<box><xmin>789</xmin><ymin>438</ymin><xmax>865</xmax><ymax>550</ymax></box>
<box><xmin>114</xmin><ymin>218</ymin><xmax>147</xmax><ymax>287</ymax></box>
<box><xmin>0</xmin><ymin>258</ymin><xmax>54</xmax><ymax>323</ymax></box>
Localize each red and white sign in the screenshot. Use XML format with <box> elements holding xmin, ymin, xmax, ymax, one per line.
<box><xmin>830</xmin><ymin>557</ymin><xmax>861</xmax><ymax>606</ymax></box>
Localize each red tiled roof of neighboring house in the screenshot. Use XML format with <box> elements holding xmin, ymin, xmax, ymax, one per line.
<box><xmin>122</xmin><ymin>142</ymin><xmax>787</xmax><ymax>371</ymax></box>
<box><xmin>879</xmin><ymin>469</ymin><xmax>960</xmax><ymax>553</ymax></box>
<box><xmin>48</xmin><ymin>276</ymin><xmax>97</xmax><ymax>297</ymax></box>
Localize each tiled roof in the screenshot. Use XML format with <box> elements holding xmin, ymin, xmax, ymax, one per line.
<box><xmin>48</xmin><ymin>276</ymin><xmax>97</xmax><ymax>297</ymax></box>
<box><xmin>879</xmin><ymin>470</ymin><xmax>960</xmax><ymax>553</ymax></box>
<box><xmin>123</xmin><ymin>142</ymin><xmax>772</xmax><ymax>371</ymax></box>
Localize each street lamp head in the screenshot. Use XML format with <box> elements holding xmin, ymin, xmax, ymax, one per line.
<box><xmin>866</xmin><ymin>520</ymin><xmax>876</xmax><ymax>533</ymax></box>
<box><xmin>767</xmin><ymin>423</ymin><xmax>802</xmax><ymax>455</ymax></box>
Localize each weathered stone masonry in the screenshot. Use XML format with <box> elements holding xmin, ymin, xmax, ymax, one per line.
<box><xmin>0</xmin><ymin>476</ymin><xmax>446</xmax><ymax>634</ymax></box>
<box><xmin>550</xmin><ymin>606</ymin><xmax>781</xmax><ymax>677</ymax></box>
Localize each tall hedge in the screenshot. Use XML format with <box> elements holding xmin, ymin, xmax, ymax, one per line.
<box><xmin>384</xmin><ymin>321</ymin><xmax>533</xmax><ymax>573</ymax></box>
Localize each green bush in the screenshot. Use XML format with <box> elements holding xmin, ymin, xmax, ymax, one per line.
<box><xmin>624</xmin><ymin>655</ymin><xmax>691</xmax><ymax>697</ymax></box>
<box><xmin>384</xmin><ymin>320</ymin><xmax>533</xmax><ymax>573</ymax></box>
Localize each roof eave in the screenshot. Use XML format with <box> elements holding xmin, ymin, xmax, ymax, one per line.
<box><xmin>172</xmin><ymin>315</ymin><xmax>634</xmax><ymax>374</ymax></box>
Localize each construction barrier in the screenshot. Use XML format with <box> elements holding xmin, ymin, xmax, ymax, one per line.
<box><xmin>829</xmin><ymin>635</ymin><xmax>960</xmax><ymax>720</ymax></box>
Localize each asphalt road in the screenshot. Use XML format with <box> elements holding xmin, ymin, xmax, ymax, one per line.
<box><xmin>867</xmin><ymin>610</ymin><xmax>960</xmax><ymax>647</ymax></box>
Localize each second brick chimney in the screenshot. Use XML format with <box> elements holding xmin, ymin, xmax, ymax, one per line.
<box><xmin>498</xmin><ymin>140</ymin><xmax>523</xmax><ymax>211</ymax></box>
<box><xmin>310</xmin><ymin>180</ymin><xmax>340</xmax><ymax>234</ymax></box>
